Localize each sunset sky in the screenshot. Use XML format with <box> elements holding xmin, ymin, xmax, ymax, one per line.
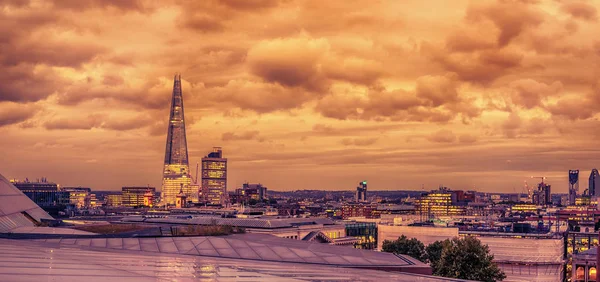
<box><xmin>1</xmin><ymin>0</ymin><xmax>599</xmax><ymax>193</ymax></box>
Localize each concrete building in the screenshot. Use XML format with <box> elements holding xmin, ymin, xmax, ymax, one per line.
<box><xmin>201</xmin><ymin>147</ymin><xmax>227</xmax><ymax>205</ymax></box>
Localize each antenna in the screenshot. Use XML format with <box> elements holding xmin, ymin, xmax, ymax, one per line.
<box><xmin>194</xmin><ymin>162</ymin><xmax>199</xmax><ymax>184</ymax></box>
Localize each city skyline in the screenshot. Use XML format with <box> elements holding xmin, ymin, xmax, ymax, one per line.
<box><xmin>1</xmin><ymin>0</ymin><xmax>600</xmax><ymax>192</ymax></box>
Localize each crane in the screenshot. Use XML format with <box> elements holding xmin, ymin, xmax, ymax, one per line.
<box><xmin>524</xmin><ymin>181</ymin><xmax>533</xmax><ymax>202</ymax></box>
<box><xmin>531</xmin><ymin>176</ymin><xmax>546</xmax><ymax>184</ymax></box>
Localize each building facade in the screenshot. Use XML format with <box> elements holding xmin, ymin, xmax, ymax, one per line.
<box><xmin>11</xmin><ymin>179</ymin><xmax>70</xmax><ymax>210</ymax></box>
<box><xmin>355</xmin><ymin>181</ymin><xmax>367</xmax><ymax>202</ymax></box>
<box><xmin>62</xmin><ymin>187</ymin><xmax>91</xmax><ymax>209</ymax></box>
<box><xmin>345</xmin><ymin>222</ymin><xmax>377</xmax><ymax>249</ymax></box>
<box><xmin>122</xmin><ymin>187</ymin><xmax>156</xmax><ymax>207</ymax></box>
<box><xmin>570</xmin><ymin>170</ymin><xmax>580</xmax><ymax>206</ymax></box>
<box><xmin>161</xmin><ymin>74</ymin><xmax>192</xmax><ymax>206</ymax></box>
<box><xmin>589</xmin><ymin>169</ymin><xmax>599</xmax><ymax>197</ymax></box>
<box><xmin>201</xmin><ymin>147</ymin><xmax>227</xmax><ymax>205</ymax></box>
<box><xmin>232</xmin><ymin>183</ymin><xmax>267</xmax><ymax>204</ymax></box>
<box><xmin>341</xmin><ymin>203</ymin><xmax>379</xmax><ymax>219</ymax></box>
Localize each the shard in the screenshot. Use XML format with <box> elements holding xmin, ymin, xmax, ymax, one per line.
<box><xmin>161</xmin><ymin>74</ymin><xmax>193</xmax><ymax>205</ymax></box>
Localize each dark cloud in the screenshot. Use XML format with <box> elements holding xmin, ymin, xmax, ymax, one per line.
<box><xmin>415</xmin><ymin>74</ymin><xmax>459</xmax><ymax>106</ymax></box>
<box><xmin>340</xmin><ymin>137</ymin><xmax>378</xmax><ymax>146</ymax></box>
<box><xmin>0</xmin><ymin>65</ymin><xmax>63</xmax><ymax>103</ymax></box>
<box><xmin>467</xmin><ymin>0</ymin><xmax>545</xmax><ymax>46</ymax></box>
<box><xmin>0</xmin><ymin>103</ymin><xmax>38</xmax><ymax>127</ymax></box>
<box><xmin>247</xmin><ymin>36</ymin><xmax>329</xmax><ymax>91</ymax></box>
<box><xmin>218</xmin><ymin>0</ymin><xmax>281</xmax><ymax>10</ymax></box>
<box><xmin>561</xmin><ymin>2</ymin><xmax>598</xmax><ymax>21</ymax></box>
<box><xmin>102</xmin><ymin>75</ymin><xmax>125</xmax><ymax>86</ymax></box>
<box><xmin>190</xmin><ymin>80</ymin><xmax>314</xmax><ymax>113</ymax></box>
<box><xmin>49</xmin><ymin>0</ymin><xmax>148</xmax><ymax>12</ymax></box>
<box><xmin>222</xmin><ymin>130</ymin><xmax>264</xmax><ymax>142</ymax></box>
<box><xmin>44</xmin><ymin>114</ymin><xmax>104</xmax><ymax>130</ymax></box>
<box><xmin>546</xmin><ymin>96</ymin><xmax>596</xmax><ymax>120</ymax></box>
<box><xmin>509</xmin><ymin>79</ymin><xmax>563</xmax><ymax>109</ymax></box>
<box><xmin>181</xmin><ymin>14</ymin><xmax>226</xmax><ymax>32</ymax></box>
<box><xmin>445</xmin><ymin>31</ymin><xmax>495</xmax><ymax>52</ymax></box>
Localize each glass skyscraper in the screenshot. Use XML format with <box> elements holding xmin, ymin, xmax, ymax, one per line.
<box><xmin>161</xmin><ymin>74</ymin><xmax>193</xmax><ymax>206</ymax></box>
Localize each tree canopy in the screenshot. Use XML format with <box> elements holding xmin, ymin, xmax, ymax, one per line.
<box><xmin>383</xmin><ymin>235</ymin><xmax>506</xmax><ymax>282</ymax></box>
<box><xmin>381</xmin><ymin>235</ymin><xmax>427</xmax><ymax>262</ymax></box>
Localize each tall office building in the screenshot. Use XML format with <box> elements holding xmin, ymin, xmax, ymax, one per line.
<box><xmin>568</xmin><ymin>170</ymin><xmax>579</xmax><ymax>205</ymax></box>
<box><xmin>355</xmin><ymin>181</ymin><xmax>367</xmax><ymax>202</ymax></box>
<box><xmin>201</xmin><ymin>147</ymin><xmax>227</xmax><ymax>205</ymax></box>
<box><xmin>589</xmin><ymin>168</ymin><xmax>599</xmax><ymax>196</ymax></box>
<box><xmin>161</xmin><ymin>74</ymin><xmax>192</xmax><ymax>206</ymax></box>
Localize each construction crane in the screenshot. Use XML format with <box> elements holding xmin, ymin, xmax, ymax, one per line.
<box><xmin>531</xmin><ymin>176</ymin><xmax>546</xmax><ymax>183</ymax></box>
<box><xmin>524</xmin><ymin>181</ymin><xmax>532</xmax><ymax>202</ymax></box>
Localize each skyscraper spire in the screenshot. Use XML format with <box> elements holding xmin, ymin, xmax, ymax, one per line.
<box><xmin>163</xmin><ymin>74</ymin><xmax>188</xmax><ymax>166</ymax></box>
<box><xmin>161</xmin><ymin>74</ymin><xmax>193</xmax><ymax>205</ymax></box>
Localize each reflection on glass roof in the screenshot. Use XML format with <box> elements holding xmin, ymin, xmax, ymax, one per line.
<box><xmin>30</xmin><ymin>233</ymin><xmax>423</xmax><ymax>268</ymax></box>
<box><xmin>0</xmin><ymin>238</ymin><xmax>468</xmax><ymax>281</ymax></box>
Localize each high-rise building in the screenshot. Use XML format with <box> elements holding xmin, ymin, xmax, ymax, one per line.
<box><xmin>533</xmin><ymin>181</ymin><xmax>552</xmax><ymax>206</ymax></box>
<box><xmin>355</xmin><ymin>181</ymin><xmax>367</xmax><ymax>202</ymax></box>
<box><xmin>569</xmin><ymin>170</ymin><xmax>579</xmax><ymax>205</ymax></box>
<box><xmin>161</xmin><ymin>74</ymin><xmax>192</xmax><ymax>206</ymax></box>
<box><xmin>201</xmin><ymin>147</ymin><xmax>227</xmax><ymax>205</ymax></box>
<box><xmin>589</xmin><ymin>168</ymin><xmax>599</xmax><ymax>196</ymax></box>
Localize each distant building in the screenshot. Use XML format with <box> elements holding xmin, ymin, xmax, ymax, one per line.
<box><xmin>161</xmin><ymin>74</ymin><xmax>192</xmax><ymax>206</ymax></box>
<box><xmin>62</xmin><ymin>187</ymin><xmax>92</xmax><ymax>208</ymax></box>
<box><xmin>104</xmin><ymin>192</ymin><xmax>123</xmax><ymax>207</ymax></box>
<box><xmin>345</xmin><ymin>222</ymin><xmax>377</xmax><ymax>249</ymax></box>
<box><xmin>569</xmin><ymin>170</ymin><xmax>579</xmax><ymax>205</ymax></box>
<box><xmin>341</xmin><ymin>203</ymin><xmax>379</xmax><ymax>219</ymax></box>
<box><xmin>11</xmin><ymin>178</ymin><xmax>70</xmax><ymax>210</ymax></box>
<box><xmin>415</xmin><ymin>187</ymin><xmax>465</xmax><ymax>217</ymax></box>
<box><xmin>355</xmin><ymin>181</ymin><xmax>367</xmax><ymax>202</ymax></box>
<box><xmin>122</xmin><ymin>187</ymin><xmax>156</xmax><ymax>207</ymax></box>
<box><xmin>201</xmin><ymin>147</ymin><xmax>227</xmax><ymax>205</ymax></box>
<box><xmin>233</xmin><ymin>183</ymin><xmax>267</xmax><ymax>204</ymax></box>
<box><xmin>533</xmin><ymin>182</ymin><xmax>552</xmax><ymax>205</ymax></box>
<box><xmin>589</xmin><ymin>168</ymin><xmax>599</xmax><ymax>197</ymax></box>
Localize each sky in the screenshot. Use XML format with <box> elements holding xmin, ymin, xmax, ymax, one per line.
<box><xmin>1</xmin><ymin>0</ymin><xmax>600</xmax><ymax>193</ymax></box>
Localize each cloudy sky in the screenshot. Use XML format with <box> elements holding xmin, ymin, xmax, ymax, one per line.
<box><xmin>1</xmin><ymin>0</ymin><xmax>599</xmax><ymax>193</ymax></box>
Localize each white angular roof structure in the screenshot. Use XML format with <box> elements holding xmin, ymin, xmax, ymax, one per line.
<box><xmin>0</xmin><ymin>173</ymin><xmax>53</xmax><ymax>232</ymax></box>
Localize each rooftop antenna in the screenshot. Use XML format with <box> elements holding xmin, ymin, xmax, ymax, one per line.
<box><xmin>194</xmin><ymin>162</ymin><xmax>199</xmax><ymax>184</ymax></box>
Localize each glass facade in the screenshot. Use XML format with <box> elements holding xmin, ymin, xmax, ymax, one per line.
<box><xmin>122</xmin><ymin>187</ymin><xmax>156</xmax><ymax>207</ymax></box>
<box><xmin>564</xmin><ymin>232</ymin><xmax>599</xmax><ymax>282</ymax></box>
<box><xmin>345</xmin><ymin>222</ymin><xmax>377</xmax><ymax>250</ymax></box>
<box><xmin>161</xmin><ymin>75</ymin><xmax>193</xmax><ymax>205</ymax></box>
<box><xmin>201</xmin><ymin>148</ymin><xmax>227</xmax><ymax>205</ymax></box>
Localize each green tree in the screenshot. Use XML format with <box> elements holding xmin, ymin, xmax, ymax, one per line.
<box><xmin>381</xmin><ymin>235</ymin><xmax>427</xmax><ymax>262</ymax></box>
<box><xmin>425</xmin><ymin>239</ymin><xmax>452</xmax><ymax>273</ymax></box>
<box><xmin>434</xmin><ymin>236</ymin><xmax>506</xmax><ymax>282</ymax></box>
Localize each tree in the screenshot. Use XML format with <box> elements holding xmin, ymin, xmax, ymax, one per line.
<box><xmin>381</xmin><ymin>235</ymin><xmax>427</xmax><ymax>262</ymax></box>
<box><xmin>433</xmin><ymin>236</ymin><xmax>506</xmax><ymax>282</ymax></box>
<box><xmin>425</xmin><ymin>239</ymin><xmax>452</xmax><ymax>273</ymax></box>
